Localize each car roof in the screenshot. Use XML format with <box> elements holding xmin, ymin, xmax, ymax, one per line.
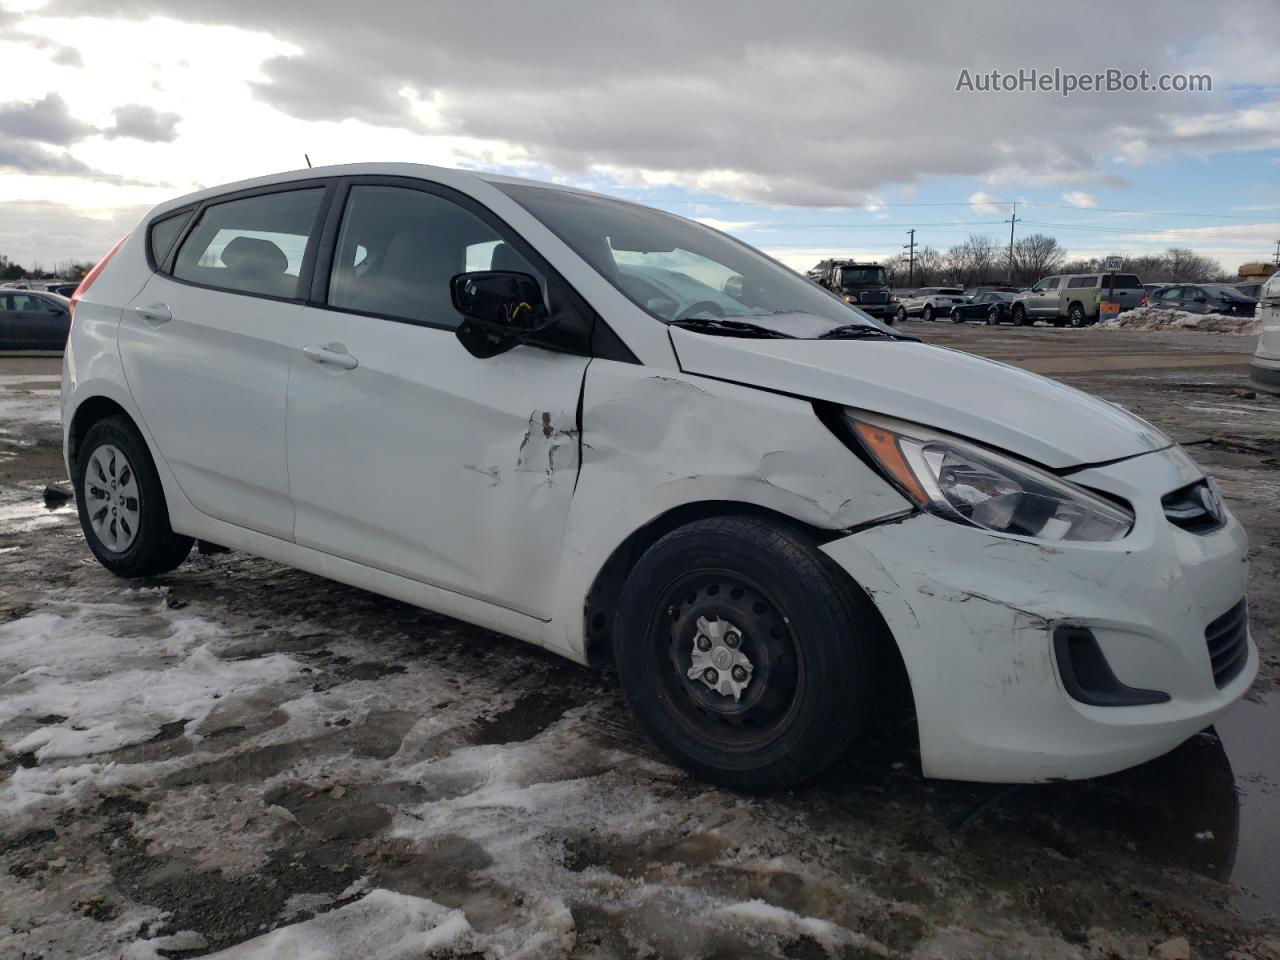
<box><xmin>145</xmin><ymin>162</ymin><xmax>625</xmax><ymax>221</ymax></box>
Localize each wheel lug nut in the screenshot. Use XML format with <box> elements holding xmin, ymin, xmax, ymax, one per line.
<box><xmin>703</xmin><ymin>668</ymin><xmax>718</xmax><ymax>685</ymax></box>
<box><xmin>725</xmin><ymin>632</ymin><xmax>740</xmax><ymax>648</ymax></box>
<box><xmin>695</xmin><ymin>635</ymin><xmax>711</xmax><ymax>651</ymax></box>
<box><xmin>732</xmin><ymin>665</ymin><xmax>748</xmax><ymax>682</ymax></box>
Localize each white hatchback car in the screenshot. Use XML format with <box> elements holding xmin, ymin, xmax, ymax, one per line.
<box><xmin>62</xmin><ymin>164</ymin><xmax>1256</xmax><ymax>790</ymax></box>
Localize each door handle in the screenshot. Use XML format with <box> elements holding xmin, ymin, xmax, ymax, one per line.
<box><xmin>301</xmin><ymin>343</ymin><xmax>359</xmax><ymax>370</ymax></box>
<box><xmin>133</xmin><ymin>303</ymin><xmax>172</xmax><ymax>325</ymax></box>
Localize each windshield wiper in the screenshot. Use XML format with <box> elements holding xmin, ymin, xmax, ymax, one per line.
<box><xmin>818</xmin><ymin>324</ymin><xmax>920</xmax><ymax>342</ymax></box>
<box><xmin>669</xmin><ymin>317</ymin><xmax>796</xmax><ymax>339</ymax></box>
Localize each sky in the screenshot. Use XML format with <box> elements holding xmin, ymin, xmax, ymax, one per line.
<box><xmin>1</xmin><ymin>0</ymin><xmax>1279</xmax><ymax>275</ymax></box>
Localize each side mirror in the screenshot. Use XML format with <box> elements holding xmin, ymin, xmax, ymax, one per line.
<box><xmin>450</xmin><ymin>271</ymin><xmax>557</xmax><ymax>359</ymax></box>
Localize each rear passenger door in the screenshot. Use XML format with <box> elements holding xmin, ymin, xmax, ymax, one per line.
<box><xmin>286</xmin><ymin>178</ymin><xmax>592</xmax><ymax>620</ymax></box>
<box><xmin>118</xmin><ymin>184</ymin><xmax>329</xmax><ymax>540</ymax></box>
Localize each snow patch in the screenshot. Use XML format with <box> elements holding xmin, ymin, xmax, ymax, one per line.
<box><xmin>0</xmin><ymin>596</ymin><xmax>300</xmax><ymax>809</ymax></box>
<box><xmin>1097</xmin><ymin>306</ymin><xmax>1261</xmax><ymax>335</ymax></box>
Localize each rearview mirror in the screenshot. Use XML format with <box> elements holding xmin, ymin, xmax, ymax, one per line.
<box><xmin>450</xmin><ymin>271</ymin><xmax>558</xmax><ymax>359</ymax></box>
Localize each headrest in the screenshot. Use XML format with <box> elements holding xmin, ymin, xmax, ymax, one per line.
<box><xmin>221</xmin><ymin>236</ymin><xmax>288</xmax><ymax>274</ymax></box>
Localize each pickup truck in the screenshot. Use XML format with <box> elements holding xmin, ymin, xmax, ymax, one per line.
<box><xmin>1010</xmin><ymin>273</ymin><xmax>1145</xmax><ymax>327</ymax></box>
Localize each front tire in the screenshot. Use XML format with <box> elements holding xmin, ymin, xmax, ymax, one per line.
<box><xmin>75</xmin><ymin>415</ymin><xmax>193</xmax><ymax>578</ymax></box>
<box><xmin>613</xmin><ymin>516</ymin><xmax>879</xmax><ymax>791</ymax></box>
<box><xmin>1012</xmin><ymin>304</ymin><xmax>1027</xmax><ymax>326</ymax></box>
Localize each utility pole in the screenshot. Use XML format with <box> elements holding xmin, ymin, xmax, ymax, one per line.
<box><xmin>1005</xmin><ymin>201</ymin><xmax>1021</xmax><ymax>284</ymax></box>
<box><xmin>1273</xmin><ymin>238</ymin><xmax>1279</xmax><ymax>266</ymax></box>
<box><xmin>903</xmin><ymin>229</ymin><xmax>917</xmax><ymax>286</ymax></box>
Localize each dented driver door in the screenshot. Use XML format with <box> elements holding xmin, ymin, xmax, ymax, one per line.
<box><xmin>284</xmin><ymin>179</ymin><xmax>589</xmax><ymax>621</ymax></box>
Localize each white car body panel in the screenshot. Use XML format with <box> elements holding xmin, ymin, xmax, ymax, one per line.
<box><xmin>60</xmin><ymin>162</ymin><xmax>1257</xmax><ymax>784</ymax></box>
<box><xmin>1249</xmin><ymin>270</ymin><xmax>1280</xmax><ymax>394</ymax></box>
<box><xmin>669</xmin><ymin>327</ymin><xmax>1170</xmax><ymax>469</ymax></box>
<box><xmin>285</xmin><ymin>308</ymin><xmax>589</xmax><ymax>621</ymax></box>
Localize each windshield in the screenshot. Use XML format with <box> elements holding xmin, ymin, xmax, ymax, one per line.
<box><xmin>838</xmin><ymin>267</ymin><xmax>886</xmax><ymax>286</ymax></box>
<box><xmin>495</xmin><ymin>182</ymin><xmax>892</xmax><ymax>338</ymax></box>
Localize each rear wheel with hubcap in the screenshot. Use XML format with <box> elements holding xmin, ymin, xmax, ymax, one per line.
<box><xmin>922</xmin><ymin>304</ymin><xmax>934</xmax><ymax>322</ymax></box>
<box><xmin>895</xmin><ymin>306</ymin><xmax>907</xmax><ymax>323</ymax></box>
<box><xmin>75</xmin><ymin>415</ymin><xmax>192</xmax><ymax>578</ymax></box>
<box><xmin>613</xmin><ymin>516</ymin><xmax>880</xmax><ymax>791</ymax></box>
<box><xmin>986</xmin><ymin>307</ymin><xmax>1000</xmax><ymax>325</ymax></box>
<box><xmin>1068</xmin><ymin>303</ymin><xmax>1087</xmax><ymax>327</ymax></box>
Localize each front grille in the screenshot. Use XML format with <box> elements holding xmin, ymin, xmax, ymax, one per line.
<box><xmin>859</xmin><ymin>291</ymin><xmax>889</xmax><ymax>304</ymax></box>
<box><xmin>1205</xmin><ymin>598</ymin><xmax>1249</xmax><ymax>688</ymax></box>
<box><xmin>1162</xmin><ymin>481</ymin><xmax>1224</xmax><ymax>534</ymax></box>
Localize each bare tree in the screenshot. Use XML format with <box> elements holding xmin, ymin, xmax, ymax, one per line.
<box><xmin>915</xmin><ymin>246</ymin><xmax>945</xmax><ymax>286</ymax></box>
<box><xmin>1163</xmin><ymin>248</ymin><xmax>1221</xmax><ymax>282</ymax></box>
<box><xmin>1010</xmin><ymin>234</ymin><xmax>1066</xmax><ymax>284</ymax></box>
<box><xmin>945</xmin><ymin>234</ymin><xmax>999</xmax><ymax>286</ymax></box>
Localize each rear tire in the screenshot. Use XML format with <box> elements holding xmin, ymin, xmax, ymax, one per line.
<box><xmin>75</xmin><ymin>415</ymin><xmax>192</xmax><ymax>578</ymax></box>
<box><xmin>895</xmin><ymin>306</ymin><xmax>907</xmax><ymax>323</ymax></box>
<box><xmin>613</xmin><ymin>516</ymin><xmax>880</xmax><ymax>791</ymax></box>
<box><xmin>1068</xmin><ymin>303</ymin><xmax>1087</xmax><ymax>328</ymax></box>
<box><xmin>986</xmin><ymin>307</ymin><xmax>999</xmax><ymax>325</ymax></box>
<box><xmin>922</xmin><ymin>305</ymin><xmax>934</xmax><ymax>322</ymax></box>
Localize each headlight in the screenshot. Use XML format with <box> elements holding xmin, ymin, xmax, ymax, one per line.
<box><xmin>847</xmin><ymin>415</ymin><xmax>1134</xmax><ymax>542</ymax></box>
<box><xmin>843</xmin><ymin>294</ymin><xmax>856</xmax><ymax>303</ymax></box>
<box><xmin>888</xmin><ymin>294</ymin><xmax>898</xmax><ymax>303</ymax></box>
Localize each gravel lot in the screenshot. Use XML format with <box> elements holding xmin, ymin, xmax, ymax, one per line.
<box><xmin>1</xmin><ymin>324</ymin><xmax>1278</xmax><ymax>960</ymax></box>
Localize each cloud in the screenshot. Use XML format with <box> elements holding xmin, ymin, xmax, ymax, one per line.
<box><xmin>104</xmin><ymin>103</ymin><xmax>181</xmax><ymax>142</ymax></box>
<box><xmin>1062</xmin><ymin>191</ymin><xmax>1098</xmax><ymax>208</ymax></box>
<box><xmin>0</xmin><ymin>140</ymin><xmax>96</xmax><ymax>176</ymax></box>
<box><xmin>39</xmin><ymin>0</ymin><xmax>1280</xmax><ymax>206</ymax></box>
<box><xmin>51</xmin><ymin>46</ymin><xmax>83</xmax><ymax>67</ymax></box>
<box><xmin>968</xmin><ymin>192</ymin><xmax>1007</xmax><ymax>216</ymax></box>
<box><xmin>0</xmin><ymin>92</ymin><xmax>95</xmax><ymax>146</ymax></box>
<box><xmin>0</xmin><ymin>200</ymin><xmax>145</xmax><ymax>269</ymax></box>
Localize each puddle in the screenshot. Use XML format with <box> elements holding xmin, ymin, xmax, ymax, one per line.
<box><xmin>1215</xmin><ymin>693</ymin><xmax>1280</xmax><ymax>922</ymax></box>
<box><xmin>1025</xmin><ymin>693</ymin><xmax>1280</xmax><ymax>923</ymax></box>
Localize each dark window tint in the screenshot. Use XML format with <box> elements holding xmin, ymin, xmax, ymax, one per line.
<box><xmin>1067</xmin><ymin>276</ymin><xmax>1098</xmax><ymax>289</ymax></box>
<box><xmin>174</xmin><ymin>189</ymin><xmax>324</xmax><ymax>299</ymax></box>
<box><xmin>327</xmin><ymin>185</ymin><xmax>541</xmax><ymax>328</ymax></box>
<box><xmin>148</xmin><ymin>209</ymin><xmax>193</xmax><ymax>267</ymax></box>
<box><xmin>1107</xmin><ymin>274</ymin><xmax>1141</xmax><ymax>289</ymax></box>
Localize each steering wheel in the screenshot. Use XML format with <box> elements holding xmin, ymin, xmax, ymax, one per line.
<box><xmin>673</xmin><ymin>300</ymin><xmax>726</xmax><ymax>323</ymax></box>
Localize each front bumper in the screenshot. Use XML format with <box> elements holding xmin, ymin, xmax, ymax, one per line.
<box><xmin>821</xmin><ymin>445</ymin><xmax>1256</xmax><ymax>782</ymax></box>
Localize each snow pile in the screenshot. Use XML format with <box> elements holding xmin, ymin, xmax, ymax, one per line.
<box><xmin>1097</xmin><ymin>306</ymin><xmax>1261</xmax><ymax>335</ymax></box>
<box><xmin>100</xmin><ymin>890</ymin><xmax>473</xmax><ymax>960</ymax></box>
<box><xmin>0</xmin><ymin>594</ymin><xmax>300</xmax><ymax>811</ymax></box>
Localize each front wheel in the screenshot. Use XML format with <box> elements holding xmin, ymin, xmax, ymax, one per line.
<box><xmin>922</xmin><ymin>305</ymin><xmax>934</xmax><ymax>322</ymax></box>
<box><xmin>613</xmin><ymin>516</ymin><xmax>879</xmax><ymax>791</ymax></box>
<box><xmin>75</xmin><ymin>415</ymin><xmax>193</xmax><ymax>578</ymax></box>
<box><xmin>1011</xmin><ymin>304</ymin><xmax>1027</xmax><ymax>326</ymax></box>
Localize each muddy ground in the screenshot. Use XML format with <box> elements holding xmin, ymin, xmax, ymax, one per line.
<box><xmin>0</xmin><ymin>325</ymin><xmax>1277</xmax><ymax>960</ymax></box>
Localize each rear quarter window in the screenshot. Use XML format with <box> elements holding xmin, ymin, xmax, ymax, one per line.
<box><xmin>1108</xmin><ymin>274</ymin><xmax>1141</xmax><ymax>289</ymax></box>
<box><xmin>147</xmin><ymin>209</ymin><xmax>194</xmax><ymax>268</ymax></box>
<box><xmin>1067</xmin><ymin>276</ymin><xmax>1098</xmax><ymax>289</ymax></box>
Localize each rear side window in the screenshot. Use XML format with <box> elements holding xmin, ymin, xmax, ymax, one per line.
<box><xmin>173</xmin><ymin>189</ymin><xmax>324</xmax><ymax>300</ymax></box>
<box><xmin>1107</xmin><ymin>274</ymin><xmax>1141</xmax><ymax>289</ymax></box>
<box><xmin>147</xmin><ymin>209</ymin><xmax>193</xmax><ymax>267</ymax></box>
<box><xmin>326</xmin><ymin>185</ymin><xmax>542</xmax><ymax>329</ymax></box>
<box><xmin>1067</xmin><ymin>276</ymin><xmax>1097</xmax><ymax>289</ymax></box>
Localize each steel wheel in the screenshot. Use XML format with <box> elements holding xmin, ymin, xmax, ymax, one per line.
<box><xmin>84</xmin><ymin>443</ymin><xmax>141</xmax><ymax>552</ymax></box>
<box><xmin>654</xmin><ymin>571</ymin><xmax>802</xmax><ymax>751</ymax></box>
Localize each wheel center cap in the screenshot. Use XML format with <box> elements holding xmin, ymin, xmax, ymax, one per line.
<box><xmin>687</xmin><ymin>615</ymin><xmax>754</xmax><ymax>701</ymax></box>
<box><xmin>711</xmin><ymin>647</ymin><xmax>733</xmax><ymax>670</ymax></box>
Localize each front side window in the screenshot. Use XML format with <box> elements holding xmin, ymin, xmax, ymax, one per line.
<box><xmin>495</xmin><ymin>182</ymin><xmax>893</xmax><ymax>338</ymax></box>
<box><xmin>173</xmin><ymin>188</ymin><xmax>324</xmax><ymax>299</ymax></box>
<box><xmin>327</xmin><ymin>185</ymin><xmax>541</xmax><ymax>328</ymax></box>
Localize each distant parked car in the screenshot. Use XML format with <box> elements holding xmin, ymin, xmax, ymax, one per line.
<box><xmin>0</xmin><ymin>290</ymin><xmax>71</xmax><ymax>350</ymax></box>
<box><xmin>949</xmin><ymin>291</ymin><xmax>1017</xmax><ymax>325</ymax></box>
<box><xmin>965</xmin><ymin>284</ymin><xmax>1021</xmax><ymax>296</ymax></box>
<box><xmin>1150</xmin><ymin>284</ymin><xmax>1258</xmax><ymax>316</ymax></box>
<box><xmin>894</xmin><ymin>287</ymin><xmax>967</xmax><ymax>323</ymax></box>
<box><xmin>41</xmin><ymin>281</ymin><xmax>80</xmax><ymax>297</ymax></box>
<box><xmin>1249</xmin><ymin>272</ymin><xmax>1279</xmax><ymax>394</ymax></box>
<box><xmin>1011</xmin><ymin>273</ymin><xmax>1145</xmax><ymax>327</ymax></box>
